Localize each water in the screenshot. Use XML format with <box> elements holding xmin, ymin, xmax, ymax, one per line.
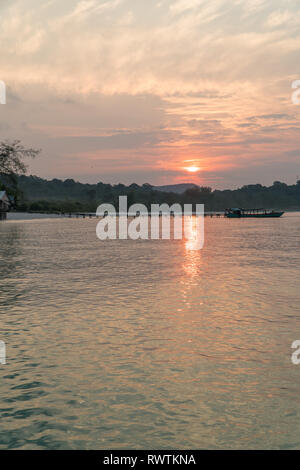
<box><xmin>0</xmin><ymin>213</ymin><xmax>300</xmax><ymax>449</ymax></box>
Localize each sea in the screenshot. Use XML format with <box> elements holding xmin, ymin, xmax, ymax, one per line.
<box><xmin>0</xmin><ymin>212</ymin><xmax>300</xmax><ymax>449</ymax></box>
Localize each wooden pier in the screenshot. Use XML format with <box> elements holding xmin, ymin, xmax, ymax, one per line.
<box><xmin>1</xmin><ymin>210</ymin><xmax>226</xmax><ymax>221</ymax></box>
<box><xmin>41</xmin><ymin>211</ymin><xmax>226</xmax><ymax>218</ymax></box>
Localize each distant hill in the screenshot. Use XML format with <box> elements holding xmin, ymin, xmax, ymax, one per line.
<box><xmin>155</xmin><ymin>184</ymin><xmax>199</xmax><ymax>194</ymax></box>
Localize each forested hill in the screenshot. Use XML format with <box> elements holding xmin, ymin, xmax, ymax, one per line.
<box><xmin>10</xmin><ymin>175</ymin><xmax>300</xmax><ymax>212</ymax></box>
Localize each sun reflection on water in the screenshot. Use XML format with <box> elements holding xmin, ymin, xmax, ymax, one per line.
<box><xmin>184</xmin><ymin>215</ymin><xmax>202</xmax><ymax>252</ymax></box>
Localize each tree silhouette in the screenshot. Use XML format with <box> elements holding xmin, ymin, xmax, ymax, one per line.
<box><xmin>0</xmin><ymin>140</ymin><xmax>40</xmax><ymax>200</ymax></box>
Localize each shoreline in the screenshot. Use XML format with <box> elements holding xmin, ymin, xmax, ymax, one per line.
<box><xmin>2</xmin><ymin>209</ymin><xmax>300</xmax><ymax>221</ymax></box>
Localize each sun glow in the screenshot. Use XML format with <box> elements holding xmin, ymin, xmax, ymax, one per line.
<box><xmin>184</xmin><ymin>166</ymin><xmax>201</xmax><ymax>173</ymax></box>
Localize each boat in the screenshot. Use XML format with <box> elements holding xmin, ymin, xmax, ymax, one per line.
<box><xmin>224</xmin><ymin>208</ymin><xmax>284</xmax><ymax>218</ymax></box>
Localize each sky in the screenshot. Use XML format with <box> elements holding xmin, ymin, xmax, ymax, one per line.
<box><xmin>0</xmin><ymin>0</ymin><xmax>300</xmax><ymax>188</ymax></box>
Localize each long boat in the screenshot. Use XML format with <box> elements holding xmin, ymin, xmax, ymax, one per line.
<box><xmin>224</xmin><ymin>208</ymin><xmax>284</xmax><ymax>218</ymax></box>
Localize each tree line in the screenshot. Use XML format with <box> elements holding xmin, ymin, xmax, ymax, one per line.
<box><xmin>12</xmin><ymin>176</ymin><xmax>300</xmax><ymax>213</ymax></box>
<box><xmin>0</xmin><ymin>141</ymin><xmax>299</xmax><ymax>212</ymax></box>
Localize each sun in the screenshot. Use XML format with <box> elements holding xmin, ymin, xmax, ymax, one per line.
<box><xmin>184</xmin><ymin>166</ymin><xmax>201</xmax><ymax>173</ymax></box>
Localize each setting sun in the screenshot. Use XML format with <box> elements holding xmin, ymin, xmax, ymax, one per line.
<box><xmin>185</xmin><ymin>166</ymin><xmax>201</xmax><ymax>173</ymax></box>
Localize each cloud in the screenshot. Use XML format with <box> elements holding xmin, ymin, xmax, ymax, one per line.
<box><xmin>0</xmin><ymin>0</ymin><xmax>300</xmax><ymax>187</ymax></box>
<box><xmin>1</xmin><ymin>0</ymin><xmax>299</xmax><ymax>95</ymax></box>
<box><xmin>265</xmin><ymin>10</ymin><xmax>295</xmax><ymax>28</ymax></box>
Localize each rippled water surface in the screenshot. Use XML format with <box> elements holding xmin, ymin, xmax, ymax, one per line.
<box><xmin>0</xmin><ymin>213</ymin><xmax>300</xmax><ymax>449</ymax></box>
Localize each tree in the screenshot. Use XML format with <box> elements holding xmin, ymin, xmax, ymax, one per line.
<box><xmin>0</xmin><ymin>140</ymin><xmax>40</xmax><ymax>201</ymax></box>
<box><xmin>0</xmin><ymin>140</ymin><xmax>39</xmax><ymax>175</ymax></box>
